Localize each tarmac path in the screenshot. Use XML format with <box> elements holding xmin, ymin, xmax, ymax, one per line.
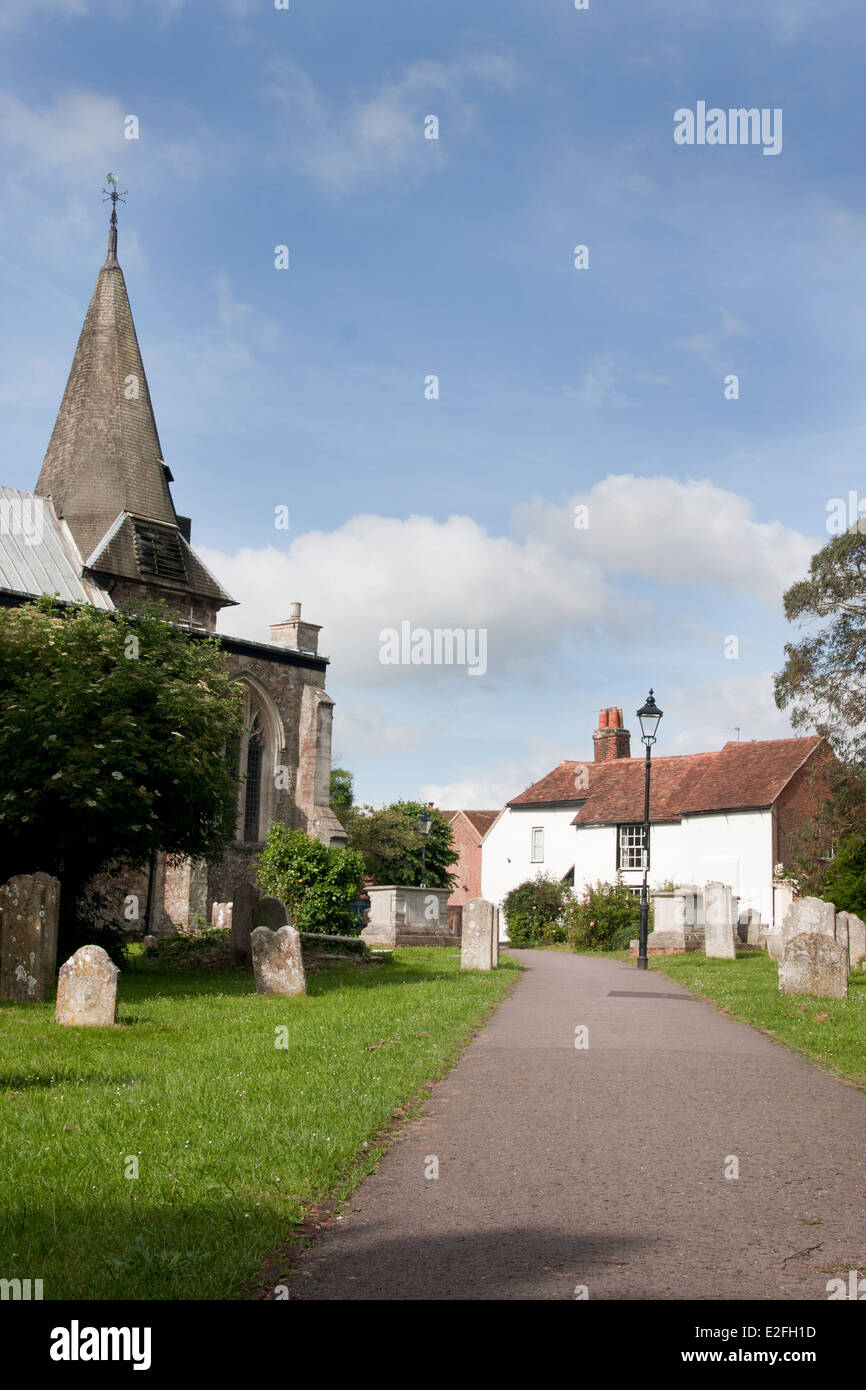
<box><xmin>283</xmin><ymin>949</ymin><xmax>866</xmax><ymax>1300</ymax></box>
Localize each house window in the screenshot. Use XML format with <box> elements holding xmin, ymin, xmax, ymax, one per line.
<box><xmin>617</xmin><ymin>823</ymin><xmax>647</xmax><ymax>871</ymax></box>
<box><xmin>531</xmin><ymin>827</ymin><xmax>544</xmax><ymax>862</ymax></box>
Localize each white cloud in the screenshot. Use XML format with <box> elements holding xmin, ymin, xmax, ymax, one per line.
<box><xmin>515</xmin><ymin>475</ymin><xmax>816</xmax><ymax>604</ymax></box>
<box><xmin>199</xmin><ymin>509</ymin><xmax>623</xmax><ymax>688</ymax></box>
<box><xmin>261</xmin><ymin>53</ymin><xmax>518</xmax><ymax>190</ymax></box>
<box><xmin>196</xmin><ymin>475</ymin><xmax>816</xmax><ymax>704</ymax></box>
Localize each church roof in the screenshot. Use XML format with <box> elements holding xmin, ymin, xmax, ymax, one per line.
<box><xmin>35</xmin><ymin>223</ymin><xmax>180</xmax><ymax>564</ymax></box>
<box><xmin>0</xmin><ymin>486</ymin><xmax>113</xmax><ymax>608</ymax></box>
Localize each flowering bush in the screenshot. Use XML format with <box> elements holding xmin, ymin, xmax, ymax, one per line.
<box><xmin>562</xmin><ymin>879</ymin><xmax>649</xmax><ymax>951</ymax></box>
<box><xmin>502</xmin><ymin>875</ymin><xmax>569</xmax><ymax>946</ymax></box>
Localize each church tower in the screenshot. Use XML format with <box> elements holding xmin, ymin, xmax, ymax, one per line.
<box><xmin>35</xmin><ymin>186</ymin><xmax>234</xmax><ymax>630</ymax></box>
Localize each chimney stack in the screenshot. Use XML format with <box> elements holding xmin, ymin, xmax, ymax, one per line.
<box><xmin>270</xmin><ymin>601</ymin><xmax>322</xmax><ymax>655</ymax></box>
<box><xmin>593</xmin><ymin>706</ymin><xmax>631</xmax><ymax>762</ymax></box>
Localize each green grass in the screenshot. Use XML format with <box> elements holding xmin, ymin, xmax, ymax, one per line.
<box><xmin>646</xmin><ymin>950</ymin><xmax>866</xmax><ymax>1088</ymax></box>
<box><xmin>0</xmin><ymin>948</ymin><xmax>519</xmax><ymax>1300</ymax></box>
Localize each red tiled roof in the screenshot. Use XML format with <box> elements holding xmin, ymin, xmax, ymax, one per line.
<box><xmin>569</xmin><ymin>737</ymin><xmax>823</xmax><ymax>824</ymax></box>
<box><xmin>460</xmin><ymin>810</ymin><xmax>501</xmax><ymax>837</ymax></box>
<box><xmin>509</xmin><ymin>761</ymin><xmax>588</xmax><ymax>806</ymax></box>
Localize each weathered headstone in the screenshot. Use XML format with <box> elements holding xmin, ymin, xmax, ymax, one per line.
<box><xmin>229</xmin><ymin>881</ymin><xmax>263</xmax><ymax>967</ymax></box>
<box><xmin>462</xmin><ymin>897</ymin><xmax>495</xmax><ymax>971</ymax></box>
<box><xmin>764</xmin><ymin>931</ymin><xmax>785</xmax><ymax>963</ymax></box>
<box><xmin>781</xmin><ymin>897</ymin><xmax>835</xmax><ymax>945</ymax></box>
<box><xmin>254</xmin><ymin>897</ymin><xmax>289</xmax><ymax>928</ymax></box>
<box><xmin>703</xmin><ymin>882</ymin><xmax>736</xmax><ymax>959</ymax></box>
<box><xmin>250</xmin><ymin>924</ymin><xmax>306</xmax><ymax>996</ymax></box>
<box><xmin>55</xmin><ymin>945</ymin><xmax>119</xmax><ymax>1025</ymax></box>
<box><xmin>0</xmin><ymin>872</ymin><xmax>60</xmax><ymax>1002</ymax></box>
<box><xmin>740</xmin><ymin>908</ymin><xmax>762</xmax><ymax>946</ymax></box>
<box><xmin>839</xmin><ymin>912</ymin><xmax>866</xmax><ymax>972</ymax></box>
<box><xmin>834</xmin><ymin>912</ymin><xmax>849</xmax><ymax>964</ymax></box>
<box><xmin>779</xmin><ymin>932</ymin><xmax>848</xmax><ymax>1000</ymax></box>
<box><xmin>142</xmin><ymin>934</ymin><xmax>158</xmax><ymax>951</ymax></box>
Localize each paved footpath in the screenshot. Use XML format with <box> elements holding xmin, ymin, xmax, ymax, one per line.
<box><xmin>283</xmin><ymin>950</ymin><xmax>866</xmax><ymax>1300</ymax></box>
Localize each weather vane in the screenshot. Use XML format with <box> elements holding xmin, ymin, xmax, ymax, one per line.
<box><xmin>102</xmin><ymin>172</ymin><xmax>128</xmax><ymax>226</ymax></box>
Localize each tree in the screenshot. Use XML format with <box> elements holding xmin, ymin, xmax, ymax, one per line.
<box><xmin>775</xmin><ymin>528</ymin><xmax>866</xmax><ymax>765</ymax></box>
<box><xmin>774</xmin><ymin>528</ymin><xmax>866</xmax><ymax>887</ymax></box>
<box><xmin>329</xmin><ymin>766</ymin><xmax>354</xmax><ymax>829</ymax></box>
<box><xmin>349</xmin><ymin>802</ymin><xmax>456</xmax><ymax>888</ymax></box>
<box><xmin>255</xmin><ymin>824</ymin><xmax>365</xmax><ymax>933</ymax></box>
<box><xmin>0</xmin><ymin>599</ymin><xmax>243</xmax><ymax>933</ymax></box>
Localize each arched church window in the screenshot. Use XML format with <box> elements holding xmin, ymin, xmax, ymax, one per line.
<box><xmin>243</xmin><ymin>709</ymin><xmax>264</xmax><ymax>843</ymax></box>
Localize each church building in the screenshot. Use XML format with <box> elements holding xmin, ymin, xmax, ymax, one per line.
<box><xmin>0</xmin><ymin>201</ymin><xmax>345</xmax><ymax>930</ymax></box>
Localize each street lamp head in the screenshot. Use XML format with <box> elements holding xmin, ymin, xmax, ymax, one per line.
<box><xmin>418</xmin><ymin>808</ymin><xmax>433</xmax><ymax>835</ymax></box>
<box><xmin>637</xmin><ymin>689</ymin><xmax>663</xmax><ymax>745</ymax></box>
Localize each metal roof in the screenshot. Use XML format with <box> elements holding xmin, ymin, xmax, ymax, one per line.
<box><xmin>0</xmin><ymin>486</ymin><xmax>113</xmax><ymax>608</ymax></box>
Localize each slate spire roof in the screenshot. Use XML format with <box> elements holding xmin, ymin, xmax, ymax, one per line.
<box><xmin>33</xmin><ymin>213</ymin><xmax>234</xmax><ymax>610</ymax></box>
<box><xmin>35</xmin><ymin>219</ymin><xmax>177</xmax><ymax>562</ymax></box>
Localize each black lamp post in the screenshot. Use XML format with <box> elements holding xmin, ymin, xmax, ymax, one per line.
<box><xmin>636</xmin><ymin>689</ymin><xmax>663</xmax><ymax>971</ymax></box>
<box><xmin>418</xmin><ymin>804</ymin><xmax>433</xmax><ymax>888</ymax></box>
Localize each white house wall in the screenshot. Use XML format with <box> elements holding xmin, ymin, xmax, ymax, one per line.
<box><xmin>572</xmin><ymin>809</ymin><xmax>775</xmax><ymax>923</ymax></box>
<box><xmin>481</xmin><ymin>806</ymin><xmax>578</xmax><ymax>926</ymax></box>
<box><xmin>484</xmin><ymin>806</ymin><xmax>778</xmax><ymax>937</ymax></box>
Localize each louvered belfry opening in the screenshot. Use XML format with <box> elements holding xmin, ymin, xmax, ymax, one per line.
<box><xmin>132</xmin><ymin>520</ymin><xmax>188</xmax><ymax>583</ymax></box>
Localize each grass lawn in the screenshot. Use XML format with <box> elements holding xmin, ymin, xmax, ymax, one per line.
<box><xmin>0</xmin><ymin>948</ymin><xmax>519</xmax><ymax>1301</ymax></box>
<box><xmin>646</xmin><ymin>950</ymin><xmax>866</xmax><ymax>1089</ymax></box>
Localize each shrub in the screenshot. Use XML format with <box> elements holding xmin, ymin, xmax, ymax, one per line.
<box><xmin>502</xmin><ymin>875</ymin><xmax>569</xmax><ymax>946</ymax></box>
<box><xmin>255</xmin><ymin>824</ymin><xmax>366</xmax><ymax>934</ymax></box>
<box><xmin>562</xmin><ymin>879</ymin><xmax>649</xmax><ymax>952</ymax></box>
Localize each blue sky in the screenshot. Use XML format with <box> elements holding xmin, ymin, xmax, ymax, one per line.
<box><xmin>1</xmin><ymin>0</ymin><xmax>864</xmax><ymax>806</ymax></box>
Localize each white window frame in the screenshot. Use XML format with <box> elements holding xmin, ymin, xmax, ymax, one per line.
<box><xmin>531</xmin><ymin>826</ymin><xmax>544</xmax><ymax>863</ymax></box>
<box><xmin>618</xmin><ymin>823</ymin><xmax>647</xmax><ymax>871</ymax></box>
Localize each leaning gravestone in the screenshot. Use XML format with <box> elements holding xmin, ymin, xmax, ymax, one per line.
<box><xmin>838</xmin><ymin>911</ymin><xmax>866</xmax><ymax>972</ymax></box>
<box><xmin>462</xmin><ymin>897</ymin><xmax>495</xmax><ymax>971</ymax></box>
<box><xmin>55</xmin><ymin>945</ymin><xmax>120</xmax><ymax>1026</ymax></box>
<box><xmin>0</xmin><ymin>871</ymin><xmax>60</xmax><ymax>1002</ymax></box>
<box><xmin>250</xmin><ymin>924</ymin><xmax>306</xmax><ymax>996</ymax></box>
<box><xmin>779</xmin><ymin>932</ymin><xmax>848</xmax><ymax>1000</ymax></box>
<box><xmin>703</xmin><ymin>882</ymin><xmax>736</xmax><ymax>959</ymax></box>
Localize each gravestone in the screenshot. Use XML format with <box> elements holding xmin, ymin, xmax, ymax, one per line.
<box><xmin>740</xmin><ymin>909</ymin><xmax>762</xmax><ymax>947</ymax></box>
<box><xmin>230</xmin><ymin>881</ymin><xmax>263</xmax><ymax>968</ymax></box>
<box><xmin>779</xmin><ymin>932</ymin><xmax>848</xmax><ymax>1000</ymax></box>
<box><xmin>834</xmin><ymin>912</ymin><xmax>849</xmax><ymax>964</ymax></box>
<box><xmin>764</xmin><ymin>931</ymin><xmax>785</xmax><ymax>963</ymax></box>
<box><xmin>839</xmin><ymin>912</ymin><xmax>866</xmax><ymax>971</ymax></box>
<box><xmin>461</xmin><ymin>897</ymin><xmax>495</xmax><ymax>971</ymax></box>
<box><xmin>703</xmin><ymin>882</ymin><xmax>736</xmax><ymax>959</ymax></box>
<box><xmin>781</xmin><ymin>897</ymin><xmax>835</xmax><ymax>945</ymax></box>
<box><xmin>250</xmin><ymin>924</ymin><xmax>306</xmax><ymax>996</ymax></box>
<box><xmin>0</xmin><ymin>871</ymin><xmax>60</xmax><ymax>1002</ymax></box>
<box><xmin>55</xmin><ymin>945</ymin><xmax>119</xmax><ymax>1026</ymax></box>
<box><xmin>211</xmin><ymin>901</ymin><xmax>232</xmax><ymax>931</ymax></box>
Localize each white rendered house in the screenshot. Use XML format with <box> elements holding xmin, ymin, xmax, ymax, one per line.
<box><xmin>482</xmin><ymin>707</ymin><xmax>831</xmax><ymax>937</ymax></box>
